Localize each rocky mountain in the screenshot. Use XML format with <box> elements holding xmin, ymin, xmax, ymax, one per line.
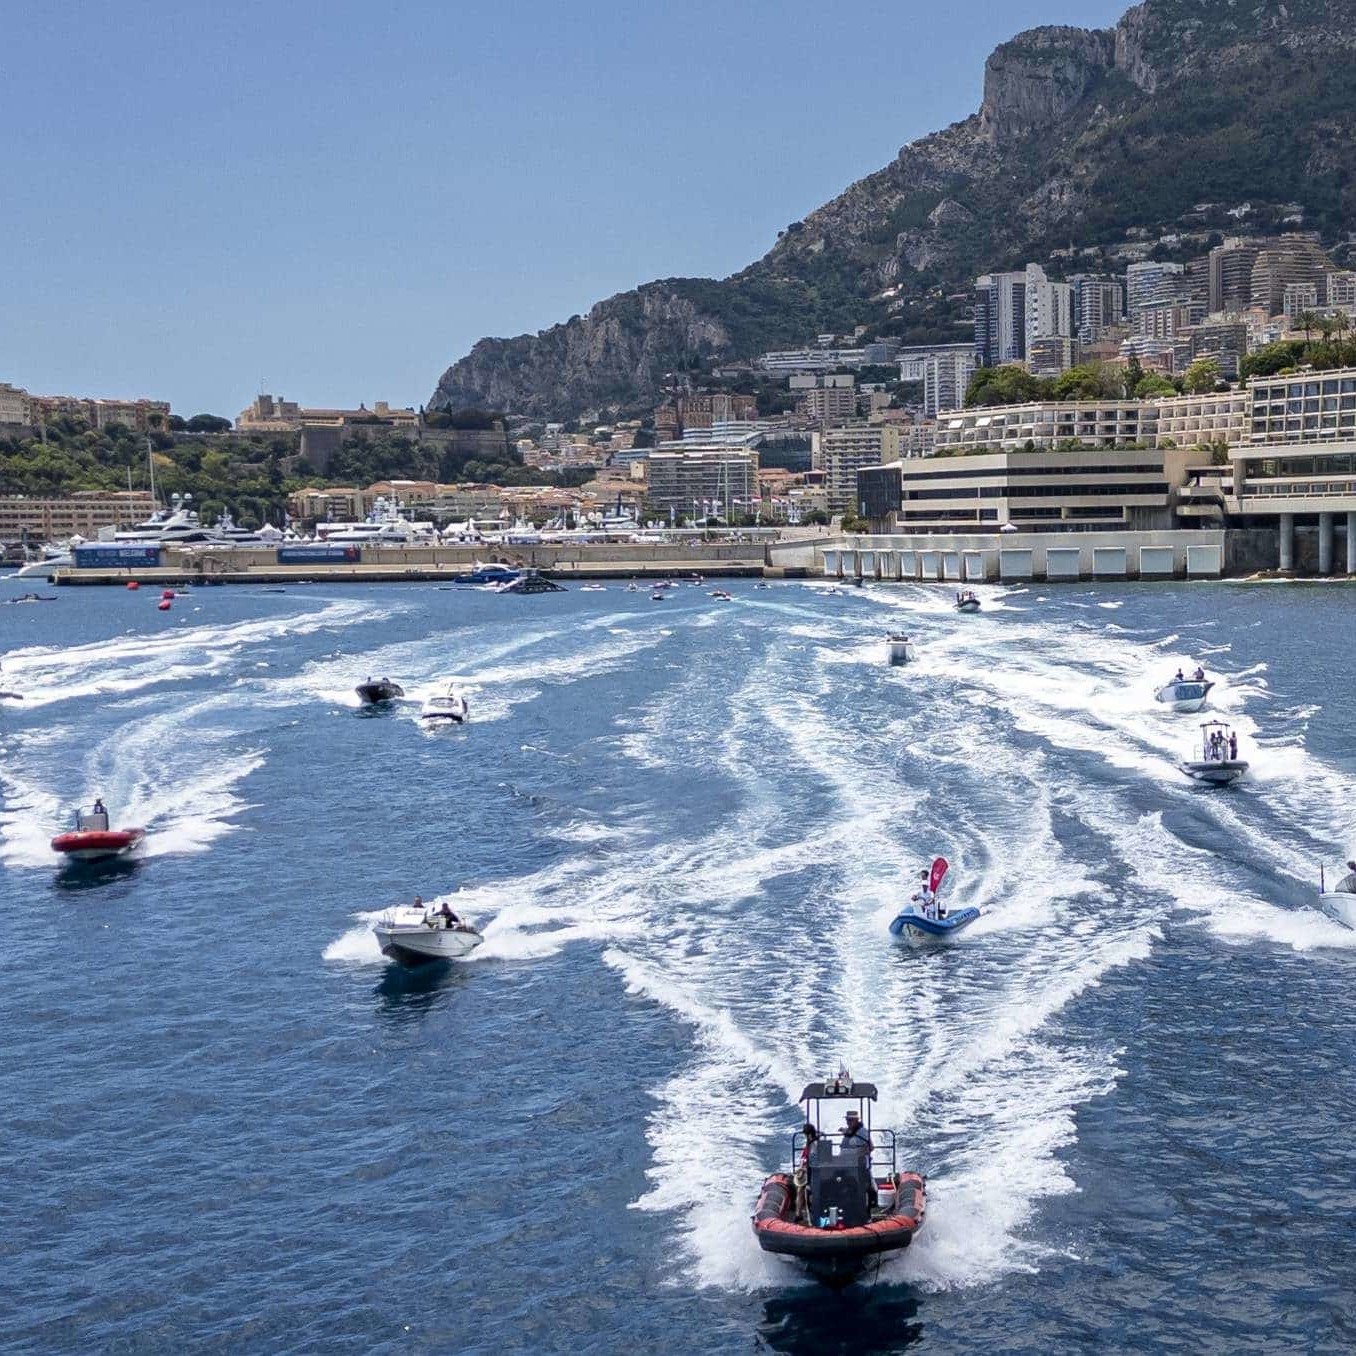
<box><xmin>430</xmin><ymin>0</ymin><xmax>1356</xmax><ymax>420</ymax></box>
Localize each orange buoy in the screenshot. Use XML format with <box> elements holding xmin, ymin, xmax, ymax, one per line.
<box><xmin>126</xmin><ymin>581</ymin><xmax>140</xmax><ymax>591</ymax></box>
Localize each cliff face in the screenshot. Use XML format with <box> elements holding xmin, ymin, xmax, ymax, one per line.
<box><xmin>431</xmin><ymin>0</ymin><xmax>1356</xmax><ymax>420</ymax></box>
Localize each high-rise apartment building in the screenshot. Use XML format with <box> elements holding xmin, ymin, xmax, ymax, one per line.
<box><xmin>1070</xmin><ymin>275</ymin><xmax>1125</xmax><ymax>344</ymax></box>
<box><xmin>922</xmin><ymin>349</ymin><xmax>978</xmax><ymax>418</ymax></box>
<box><xmin>1249</xmin><ymin>234</ymin><xmax>1333</xmax><ymax>316</ymax></box>
<box><xmin>974</xmin><ymin>271</ymin><xmax>1028</xmax><ymax>367</ymax></box>
<box><xmin>1024</xmin><ymin>264</ymin><xmax>1074</xmax><ymax>353</ymax></box>
<box><xmin>821</xmin><ymin>424</ymin><xmax>902</xmax><ymax>513</ymax></box>
<box><xmin>1209</xmin><ymin>238</ymin><xmax>1262</xmax><ymax>313</ymax></box>
<box><xmin>1126</xmin><ymin>262</ymin><xmax>1188</xmax><ymax>320</ymax></box>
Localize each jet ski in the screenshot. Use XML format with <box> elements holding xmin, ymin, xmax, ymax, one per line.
<box><xmin>1154</xmin><ymin>673</ymin><xmax>1214</xmax><ymax>712</ymax></box>
<box><xmin>752</xmin><ymin>1071</ymin><xmax>925</xmax><ymax>1289</ymax></box>
<box><xmin>51</xmin><ymin>804</ymin><xmax>146</xmax><ymax>862</ymax></box>
<box><xmin>421</xmin><ymin>687</ymin><xmax>468</xmax><ymax>723</ymax></box>
<box><xmin>355</xmin><ymin>676</ymin><xmax>404</xmax><ymax>705</ymax></box>
<box><xmin>1178</xmin><ymin>721</ymin><xmax>1248</xmax><ymax>785</ymax></box>
<box><xmin>373</xmin><ymin>903</ymin><xmax>483</xmax><ymax>964</ymax></box>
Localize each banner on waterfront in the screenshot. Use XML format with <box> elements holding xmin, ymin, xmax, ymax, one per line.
<box><xmin>277</xmin><ymin>545</ymin><xmax>362</xmax><ymax>564</ymax></box>
<box><xmin>73</xmin><ymin>545</ymin><xmax>163</xmax><ymax>568</ymax></box>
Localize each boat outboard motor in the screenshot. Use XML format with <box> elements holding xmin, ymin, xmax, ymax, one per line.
<box><xmin>808</xmin><ymin>1152</ymin><xmax>871</xmax><ymax>1228</ymax></box>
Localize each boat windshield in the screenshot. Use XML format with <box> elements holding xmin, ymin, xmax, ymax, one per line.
<box><xmin>77</xmin><ymin>809</ymin><xmax>109</xmax><ymax>831</ymax></box>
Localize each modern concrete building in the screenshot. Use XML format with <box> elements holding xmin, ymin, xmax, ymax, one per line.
<box><xmin>1070</xmin><ymin>275</ymin><xmax>1125</xmax><ymax>345</ymax></box>
<box><xmin>974</xmin><ymin>271</ymin><xmax>1028</xmax><ymax>367</ymax></box>
<box><xmin>933</xmin><ymin>401</ymin><xmax>1152</xmax><ymax>455</ymax></box>
<box><xmin>1025</xmin><ymin>264</ymin><xmax>1074</xmax><ymax>351</ymax></box>
<box><xmin>821</xmin><ymin>424</ymin><xmax>901</xmax><ymax>513</ymax></box>
<box><xmin>922</xmin><ymin>348</ymin><xmax>978</xmax><ymax>417</ymax></box>
<box><xmin>1209</xmin><ymin>239</ymin><xmax>1261</xmax><ymax>313</ymax></box>
<box><xmin>643</xmin><ymin>448</ymin><xmax>758</xmax><ymax>517</ymax></box>
<box><xmin>1230</xmin><ymin>442</ymin><xmax>1356</xmax><ymax>573</ymax></box>
<box><xmin>861</xmin><ymin>446</ymin><xmax>1186</xmax><ymax>534</ymax></box>
<box><xmin>1247</xmin><ymin>367</ymin><xmax>1356</xmax><ymax>444</ymax></box>
<box><xmin>1151</xmin><ymin>391</ymin><xmax>1250</xmax><ymax>449</ymax></box>
<box><xmin>1126</xmin><ymin>261</ymin><xmax>1188</xmax><ymax>319</ymax></box>
<box><xmin>1027</xmin><ymin>336</ymin><xmax>1078</xmax><ymax>377</ymax></box>
<box><xmin>798</xmin><ymin>384</ymin><xmax>858</xmax><ymax>423</ymax></box>
<box><xmin>1249</xmin><ymin>235</ymin><xmax>1332</xmax><ymax>316</ymax></box>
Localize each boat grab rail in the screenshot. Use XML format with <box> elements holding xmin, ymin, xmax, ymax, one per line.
<box><xmin>790</xmin><ymin>1127</ymin><xmax>897</xmax><ymax>1177</ymax></box>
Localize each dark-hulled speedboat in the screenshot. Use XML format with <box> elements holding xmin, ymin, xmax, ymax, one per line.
<box><xmin>51</xmin><ymin>804</ymin><xmax>145</xmax><ymax>863</ymax></box>
<box><xmin>1178</xmin><ymin>720</ymin><xmax>1248</xmax><ymax>786</ymax></box>
<box><xmin>355</xmin><ymin>676</ymin><xmax>404</xmax><ymax>705</ymax></box>
<box><xmin>752</xmin><ymin>1073</ymin><xmax>925</xmax><ymax>1288</ymax></box>
<box><xmin>955</xmin><ymin>589</ymin><xmax>980</xmax><ymax>613</ymax></box>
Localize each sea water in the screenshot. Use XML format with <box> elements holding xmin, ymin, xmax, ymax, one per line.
<box><xmin>1</xmin><ymin>575</ymin><xmax>1353</xmax><ymax>1353</ymax></box>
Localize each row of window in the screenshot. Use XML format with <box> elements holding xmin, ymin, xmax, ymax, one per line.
<box><xmin>899</xmin><ymin>464</ymin><xmax>1163</xmax><ymax>482</ymax></box>
<box><xmin>903</xmin><ymin>482</ymin><xmax>1168</xmax><ymax>501</ymax></box>
<box><xmin>1243</xmin><ymin>456</ymin><xmax>1356</xmax><ymax>475</ymax></box>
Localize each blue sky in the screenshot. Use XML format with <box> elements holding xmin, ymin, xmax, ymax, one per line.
<box><xmin>1</xmin><ymin>0</ymin><xmax>1127</xmax><ymax>416</ymax></box>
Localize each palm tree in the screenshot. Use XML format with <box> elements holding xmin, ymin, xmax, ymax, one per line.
<box><xmin>1297</xmin><ymin>309</ymin><xmax>1319</xmax><ymax>343</ymax></box>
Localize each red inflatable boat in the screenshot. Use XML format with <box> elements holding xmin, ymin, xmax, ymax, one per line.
<box><xmin>751</xmin><ymin>1074</ymin><xmax>926</xmax><ymax>1287</ymax></box>
<box><xmin>51</xmin><ymin>805</ymin><xmax>145</xmax><ymax>862</ymax></box>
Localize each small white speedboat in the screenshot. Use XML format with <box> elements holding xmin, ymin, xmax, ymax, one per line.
<box><xmin>1155</xmin><ymin>676</ymin><xmax>1214</xmax><ymax>713</ymax></box>
<box><xmin>373</xmin><ymin>905</ymin><xmax>483</xmax><ymax>964</ymax></box>
<box><xmin>886</xmin><ymin>633</ymin><xmax>916</xmax><ymax>666</ymax></box>
<box><xmin>1178</xmin><ymin>721</ymin><xmax>1248</xmax><ymax>785</ymax></box>
<box><xmin>1317</xmin><ymin>893</ymin><xmax>1356</xmax><ymax>930</ymax></box>
<box><xmin>421</xmin><ymin>688</ymin><xmax>469</xmax><ymax>723</ymax></box>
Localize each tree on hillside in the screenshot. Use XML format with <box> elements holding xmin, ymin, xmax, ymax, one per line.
<box><xmin>965</xmin><ymin>365</ymin><xmax>1051</xmax><ymax>408</ymax></box>
<box><xmin>1182</xmin><ymin>358</ymin><xmax>1222</xmax><ymax>394</ymax></box>
<box><xmin>1052</xmin><ymin>361</ymin><xmax>1125</xmax><ymax>401</ymax></box>
<box><xmin>1134</xmin><ymin>373</ymin><xmax>1179</xmax><ymax>398</ymax></box>
<box><xmin>185</xmin><ymin>414</ymin><xmax>232</xmax><ymax>433</ymax></box>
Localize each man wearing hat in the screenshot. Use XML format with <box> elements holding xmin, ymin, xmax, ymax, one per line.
<box><xmin>841</xmin><ymin>1108</ymin><xmax>877</xmax><ymax>1207</ymax></box>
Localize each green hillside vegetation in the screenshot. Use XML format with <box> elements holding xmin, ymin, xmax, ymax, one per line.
<box><xmin>0</xmin><ymin>418</ymin><xmax>587</xmax><ymax>528</ymax></box>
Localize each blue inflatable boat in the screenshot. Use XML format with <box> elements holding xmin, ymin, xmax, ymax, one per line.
<box><xmin>888</xmin><ymin>906</ymin><xmax>982</xmax><ymax>945</ymax></box>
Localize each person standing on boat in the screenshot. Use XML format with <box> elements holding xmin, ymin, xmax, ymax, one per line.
<box><xmin>1228</xmin><ymin>732</ymin><xmax>1238</xmax><ymax>761</ymax></box>
<box><xmin>912</xmin><ymin>870</ymin><xmax>936</xmax><ymax>920</ymax></box>
<box><xmin>841</xmin><ymin>1110</ymin><xmax>877</xmax><ymax>1207</ymax></box>
<box><xmin>438</xmin><ymin>901</ymin><xmax>461</xmax><ymax>929</ymax></box>
<box><xmin>1173</xmin><ymin>668</ymin><xmax>1185</xmax><ymax>683</ymax></box>
<box><xmin>1193</xmin><ymin>666</ymin><xmax>1206</xmax><ymax>682</ymax></box>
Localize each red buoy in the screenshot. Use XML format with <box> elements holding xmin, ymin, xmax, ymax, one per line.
<box><xmin>157</xmin><ymin>599</ymin><xmax>172</xmax><ymax>612</ymax></box>
<box><xmin>126</xmin><ymin>581</ymin><xmax>140</xmax><ymax>591</ymax></box>
<box><xmin>161</xmin><ymin>588</ymin><xmax>175</xmax><ymax>600</ymax></box>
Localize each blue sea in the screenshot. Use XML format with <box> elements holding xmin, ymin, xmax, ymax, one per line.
<box><xmin>2</xmin><ymin>573</ymin><xmax>1354</xmax><ymax>1354</ymax></box>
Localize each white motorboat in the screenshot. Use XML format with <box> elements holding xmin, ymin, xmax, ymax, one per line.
<box><xmin>1154</xmin><ymin>674</ymin><xmax>1214</xmax><ymax>713</ymax></box>
<box><xmin>421</xmin><ymin>687</ymin><xmax>469</xmax><ymax>723</ymax></box>
<box><xmin>1317</xmin><ymin>863</ymin><xmax>1356</xmax><ymax>929</ymax></box>
<box><xmin>886</xmin><ymin>633</ymin><xmax>916</xmax><ymax>666</ymax></box>
<box><xmin>373</xmin><ymin>904</ymin><xmax>483</xmax><ymax>964</ymax></box>
<box><xmin>1317</xmin><ymin>893</ymin><xmax>1356</xmax><ymax>930</ymax></box>
<box><xmin>1178</xmin><ymin>721</ymin><xmax>1248</xmax><ymax>785</ymax></box>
